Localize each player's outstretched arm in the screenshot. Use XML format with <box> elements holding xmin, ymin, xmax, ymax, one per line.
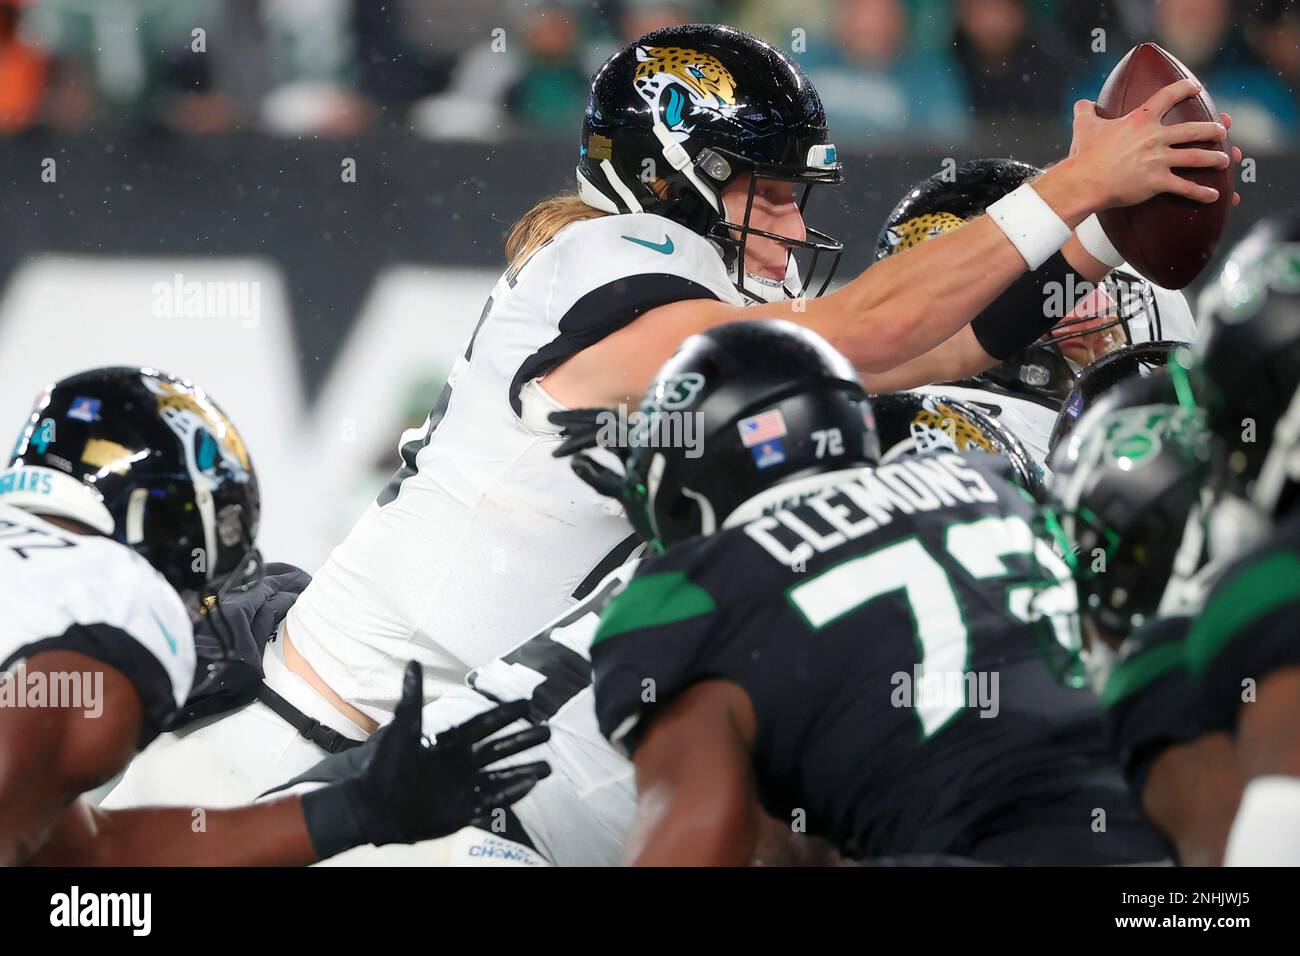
<box><xmin>624</xmin><ymin>679</ymin><xmax>760</xmax><ymax>867</ymax></box>
<box><xmin>546</xmin><ymin>81</ymin><xmax>1233</xmax><ymax>409</ymax></box>
<box><xmin>20</xmin><ymin>661</ymin><xmax>552</xmax><ymax>866</ymax></box>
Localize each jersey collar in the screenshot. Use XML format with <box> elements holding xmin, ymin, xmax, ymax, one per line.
<box><xmin>721</xmin><ymin>467</ymin><xmax>870</xmax><ymax>530</ymax></box>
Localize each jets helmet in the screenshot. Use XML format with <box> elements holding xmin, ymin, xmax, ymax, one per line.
<box><xmin>578</xmin><ymin>24</ymin><xmax>843</xmax><ymax>303</ymax></box>
<box><xmin>1048</xmin><ymin>372</ymin><xmax>1212</xmax><ymax>644</ymax></box>
<box><xmin>554</xmin><ymin>320</ymin><xmax>879</xmax><ymax>548</ymax></box>
<box><xmin>1046</xmin><ymin>341</ymin><xmax>1186</xmax><ymax>465</ymax></box>
<box><xmin>1191</xmin><ymin>214</ymin><xmax>1300</xmax><ymax>525</ymax></box>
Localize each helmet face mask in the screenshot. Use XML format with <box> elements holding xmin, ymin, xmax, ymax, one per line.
<box><xmin>578</xmin><ymin>25</ymin><xmax>844</xmax><ymax>303</ymax></box>
<box><xmin>1041</xmin><ymin>268</ymin><xmax>1169</xmax><ymax>364</ymax></box>
<box><xmin>711</xmin><ymin>164</ymin><xmax>844</xmax><ymax>302</ymax></box>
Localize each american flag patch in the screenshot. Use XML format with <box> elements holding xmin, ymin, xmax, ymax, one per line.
<box><xmin>737</xmin><ymin>409</ymin><xmax>787</xmax><ymax>447</ymax></box>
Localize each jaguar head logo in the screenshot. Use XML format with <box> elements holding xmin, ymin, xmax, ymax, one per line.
<box><xmin>884</xmin><ymin>212</ymin><xmax>966</xmax><ymax>256</ymax></box>
<box><xmin>633</xmin><ymin>46</ymin><xmax>737</xmax><ymax>136</ymax></box>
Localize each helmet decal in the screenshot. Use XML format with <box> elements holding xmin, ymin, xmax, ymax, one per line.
<box><xmin>144</xmin><ymin>375</ymin><xmax>252</xmax><ymax>475</ymax></box>
<box><xmin>884</xmin><ymin>211</ymin><xmax>965</xmax><ymax>255</ymax></box>
<box><xmin>633</xmin><ymin>46</ymin><xmax>737</xmax><ymax>137</ymax></box>
<box><xmin>652</xmin><ymin>372</ymin><xmax>707</xmax><ymax>411</ymax></box>
<box><xmin>80</xmin><ymin>437</ymin><xmax>137</xmax><ymax>476</ymax></box>
<box><xmin>910</xmin><ymin>400</ymin><xmax>995</xmax><ymax>455</ymax></box>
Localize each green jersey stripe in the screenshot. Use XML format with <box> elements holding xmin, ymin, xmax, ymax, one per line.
<box><xmin>593</xmin><ymin>571</ymin><xmax>717</xmax><ymax>645</ymax></box>
<box><xmin>1102</xmin><ymin>639</ymin><xmax>1186</xmax><ymax>708</ymax></box>
<box><xmin>1186</xmin><ymin>551</ymin><xmax>1300</xmax><ymax>676</ymax></box>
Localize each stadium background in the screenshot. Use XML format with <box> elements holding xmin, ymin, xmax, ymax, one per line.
<box><xmin>0</xmin><ymin>0</ymin><xmax>1296</xmax><ymax>570</ymax></box>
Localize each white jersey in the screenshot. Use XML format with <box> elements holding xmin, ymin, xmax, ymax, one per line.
<box><xmin>1130</xmin><ymin>275</ymin><xmax>1197</xmax><ymax>344</ymax></box>
<box><xmin>0</xmin><ymin>503</ymin><xmax>194</xmax><ymax>746</ymax></box>
<box><xmin>289</xmin><ymin>213</ymin><xmax>742</xmax><ymax>722</ymax></box>
<box><xmin>418</xmin><ymin>560</ymin><xmax>640</xmax><ymax>867</ymax></box>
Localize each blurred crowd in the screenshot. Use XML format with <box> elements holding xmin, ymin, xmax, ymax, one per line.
<box><xmin>1</xmin><ymin>0</ymin><xmax>1296</xmax><ymax>149</ymax></box>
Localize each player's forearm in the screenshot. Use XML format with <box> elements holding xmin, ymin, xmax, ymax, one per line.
<box><xmin>809</xmin><ymin>157</ymin><xmax>1107</xmax><ymax>379</ymax></box>
<box><xmin>35</xmin><ymin>797</ymin><xmax>320</xmax><ymax>866</ymax></box>
<box><xmin>860</xmin><ymin>327</ymin><xmax>987</xmax><ymax>393</ymax></box>
<box><xmin>624</xmin><ymin>790</ymin><xmax>759</xmax><ymax>866</ymax></box>
<box><xmin>0</xmin><ymin>777</ymin><xmax>60</xmax><ymax>866</ymax></box>
<box><xmin>803</xmin><ymin>216</ymin><xmax>1026</xmax><ymax>374</ymax></box>
<box><xmin>0</xmin><ymin>719</ymin><xmax>94</xmax><ymax>866</ymax></box>
<box><xmin>860</xmin><ymin>236</ymin><xmax>1113</xmax><ymax>390</ymax></box>
<box><xmin>1142</xmin><ymin>733</ymin><xmax>1243</xmax><ymax>867</ymax></box>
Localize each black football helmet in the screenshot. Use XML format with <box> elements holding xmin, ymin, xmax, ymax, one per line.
<box><xmin>1046</xmin><ymin>341</ymin><xmax>1186</xmax><ymax>465</ymax></box>
<box><xmin>877</xmin><ymin>158</ymin><xmax>1179</xmax><ymax>411</ymax></box>
<box><xmin>2</xmin><ymin>366</ymin><xmax>262</xmax><ymax>619</ymax></box>
<box><xmin>554</xmin><ymin>320</ymin><xmax>879</xmax><ymax>548</ymax></box>
<box><xmin>1048</xmin><ymin>373</ymin><xmax>1212</xmax><ymax>650</ymax></box>
<box><xmin>577</xmin><ymin>24</ymin><xmax>843</xmax><ymax>302</ymax></box>
<box><xmin>869</xmin><ymin>390</ymin><xmax>1044</xmax><ymax>499</ymax></box>
<box><xmin>1190</xmin><ymin>214</ymin><xmax>1300</xmax><ymax>525</ymax></box>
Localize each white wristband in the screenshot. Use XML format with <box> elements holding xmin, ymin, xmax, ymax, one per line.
<box><xmin>1075</xmin><ymin>213</ymin><xmax>1125</xmax><ymax>269</ymax></box>
<box><xmin>986</xmin><ymin>183</ymin><xmax>1072</xmax><ymax>270</ymax></box>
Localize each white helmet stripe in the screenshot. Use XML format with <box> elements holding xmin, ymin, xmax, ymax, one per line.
<box><xmin>600</xmin><ymin>159</ymin><xmax>643</xmax><ymax>213</ymax></box>
<box><xmin>576</xmin><ymin>166</ymin><xmax>620</xmax><ymax>213</ymax></box>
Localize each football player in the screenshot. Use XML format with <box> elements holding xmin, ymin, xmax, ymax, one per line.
<box><xmin>1182</xmin><ymin>217</ymin><xmax>1300</xmax><ymax>865</ymax></box>
<box><xmin>107</xmin><ymin>23</ymin><xmax>1239</xmax><ymax>816</ymax></box>
<box><xmin>1047</xmin><ymin>371</ymin><xmax>1243</xmax><ymax>865</ymax></box>
<box><xmin>583</xmin><ymin>319</ymin><xmax>1169</xmax><ymax>865</ymax></box>
<box><xmin>877</xmin><ymin>159</ymin><xmax>1198</xmax><ymax>469</ymax></box>
<box><xmin>0</xmin><ymin>368</ymin><xmax>549</xmax><ymax>865</ymax></box>
<box><xmin>1049</xmin><ymin>217</ymin><xmax>1300</xmax><ymax>866</ymax></box>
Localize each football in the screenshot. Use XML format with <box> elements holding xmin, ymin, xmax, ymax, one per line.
<box><xmin>1095</xmin><ymin>42</ymin><xmax>1233</xmax><ymax>289</ymax></box>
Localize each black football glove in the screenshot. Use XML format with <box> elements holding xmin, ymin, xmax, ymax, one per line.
<box><xmin>548</xmin><ymin>407</ymin><xmax>634</xmax><ymax>502</ymax></box>
<box><xmin>176</xmin><ymin>562</ymin><xmax>313</xmax><ymax>725</ymax></box>
<box><xmin>298</xmin><ymin>661</ymin><xmax>552</xmax><ymax>859</ymax></box>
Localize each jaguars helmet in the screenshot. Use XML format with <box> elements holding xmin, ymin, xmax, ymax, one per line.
<box><xmin>2</xmin><ymin>367</ymin><xmax>262</xmax><ymax>614</ymax></box>
<box><xmin>869</xmin><ymin>390</ymin><xmax>1044</xmax><ymax>499</ymax></box>
<box><xmin>1048</xmin><ymin>373</ymin><xmax>1212</xmax><ymax>650</ymax></box>
<box><xmin>1190</xmin><ymin>214</ymin><xmax>1300</xmax><ymax>526</ymax></box>
<box><xmin>555</xmin><ymin>320</ymin><xmax>879</xmax><ymax>548</ymax></box>
<box><xmin>578</xmin><ymin>24</ymin><xmax>843</xmax><ymax>303</ymax></box>
<box><xmin>877</xmin><ymin>158</ymin><xmax>1185</xmax><ymax>411</ymax></box>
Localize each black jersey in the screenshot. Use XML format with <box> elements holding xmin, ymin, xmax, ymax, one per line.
<box><xmin>1187</xmin><ymin>511</ymin><xmax>1300</xmax><ymax>733</ymax></box>
<box><xmin>591</xmin><ymin>452</ymin><xmax>1165</xmax><ymax>863</ymax></box>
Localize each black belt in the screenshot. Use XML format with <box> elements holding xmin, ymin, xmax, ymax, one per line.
<box><xmin>257</xmin><ymin>682</ymin><xmax>543</xmax><ymax>856</ymax></box>
<box><xmin>258</xmin><ymin>682</ymin><xmax>362</xmax><ymax>754</ymax></box>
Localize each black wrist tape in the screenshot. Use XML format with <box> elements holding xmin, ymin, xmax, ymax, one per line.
<box><xmin>300</xmin><ymin>782</ymin><xmax>366</xmax><ymax>860</ymax></box>
<box><xmin>971</xmin><ymin>251</ymin><xmax>1081</xmax><ymax>361</ymax></box>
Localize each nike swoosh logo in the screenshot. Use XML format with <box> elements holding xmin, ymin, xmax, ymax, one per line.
<box><xmin>622</xmin><ymin>234</ymin><xmax>674</xmax><ymax>255</ymax></box>
<box><xmin>150</xmin><ymin>608</ymin><xmax>179</xmax><ymax>655</ymax></box>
